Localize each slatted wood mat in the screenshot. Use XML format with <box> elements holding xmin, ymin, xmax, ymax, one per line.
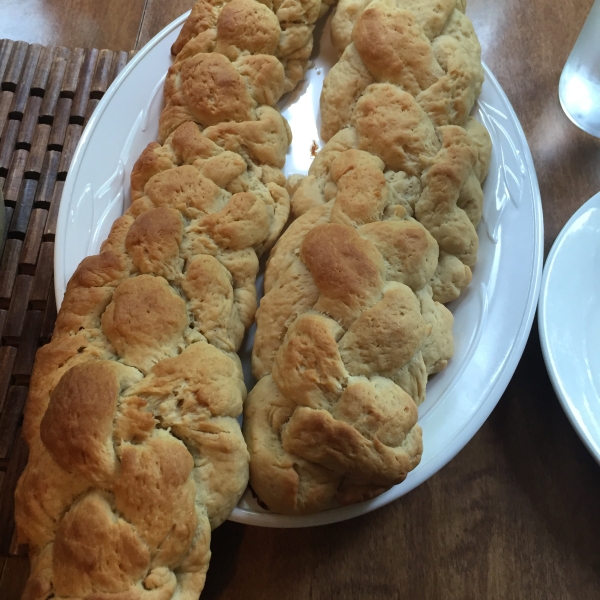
<box><xmin>0</xmin><ymin>38</ymin><xmax>132</xmax><ymax>594</ymax></box>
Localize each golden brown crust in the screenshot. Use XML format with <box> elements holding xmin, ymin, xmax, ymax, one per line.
<box><xmin>15</xmin><ymin>117</ymin><xmax>290</xmax><ymax>598</ymax></box>
<box><xmin>101</xmin><ymin>275</ymin><xmax>189</xmax><ymax>374</ymax></box>
<box><xmin>293</xmin><ymin>89</ymin><xmax>490</xmax><ymax>303</ymax></box>
<box><xmin>203</xmin><ymin>106</ymin><xmax>292</xmax><ymax>169</ymax></box>
<box><xmin>354</xmin><ymin>5</ymin><xmax>444</xmax><ymax>94</ymax></box>
<box><xmin>160</xmin><ymin>53</ymin><xmax>255</xmax><ymax>139</ymax></box>
<box><xmin>248</xmin><ymin>148</ymin><xmax>456</xmax><ymax>514</ymax></box>
<box><xmin>252</xmin><ymin>258</ymin><xmax>320</xmax><ymax>379</ymax></box>
<box><xmin>17</xmin><ymin>0</ymin><xmax>317</xmax><ymax>592</ymax></box>
<box><xmin>244</xmin><ymin>376</ymin><xmax>342</xmax><ymax>515</ymax></box>
<box><xmin>352</xmin><ymin>83</ymin><xmax>441</xmax><ymax>175</ymax></box>
<box><xmin>162</xmin><ymin>0</ymin><xmax>324</xmax><ymax>144</ymax></box>
<box><xmin>40</xmin><ymin>362</ymin><xmax>140</xmax><ymax>485</ymax></box>
<box><xmin>171</xmin><ymin>0</ymin><xmax>323</xmax><ymax>92</ymax></box>
<box><xmin>245</xmin><ymin>0</ymin><xmax>492</xmax><ymax>516</ymax></box>
<box><xmin>52</xmin><ymin>493</ymin><xmax>153</xmax><ymax>596</ymax></box>
<box><xmin>325</xmin><ymin>0</ymin><xmax>482</xmax><ymax>138</ymax></box>
<box><xmin>125</xmin><ymin>207</ymin><xmax>184</xmax><ymax>279</ymax></box>
<box><xmin>301</xmin><ymin>224</ymin><xmax>385</xmax><ymax>326</ymax></box>
<box><xmin>171</xmin><ymin>0</ymin><xmax>222</xmax><ymax>56</ymax></box>
<box><xmin>216</xmin><ymin>0</ymin><xmax>282</xmax><ymax>58</ymax></box>
<box><xmin>358</xmin><ymin>219</ymin><xmax>438</xmax><ymax>290</ymax></box>
<box><xmin>415</xmin><ymin>125</ymin><xmax>480</xmax><ymax>269</ymax></box>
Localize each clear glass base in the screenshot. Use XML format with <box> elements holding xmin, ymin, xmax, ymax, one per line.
<box><xmin>559</xmin><ymin>68</ymin><xmax>600</xmax><ymax>138</ymax></box>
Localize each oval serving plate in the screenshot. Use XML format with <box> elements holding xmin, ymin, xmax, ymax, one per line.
<box><xmin>56</xmin><ymin>12</ymin><xmax>543</xmax><ymax>527</ymax></box>
<box><xmin>539</xmin><ymin>192</ymin><xmax>600</xmax><ymax>463</ymax></box>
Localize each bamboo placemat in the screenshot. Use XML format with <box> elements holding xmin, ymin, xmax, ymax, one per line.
<box><xmin>0</xmin><ymin>38</ymin><xmax>132</xmax><ymax>593</ymax></box>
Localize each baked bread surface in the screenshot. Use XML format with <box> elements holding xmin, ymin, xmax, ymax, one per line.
<box><xmin>324</xmin><ymin>0</ymin><xmax>483</xmax><ymax>139</ymax></box>
<box><xmin>169</xmin><ymin>0</ymin><xmax>329</xmax><ymax>98</ymax></box>
<box><xmin>15</xmin><ymin>120</ymin><xmax>290</xmax><ymax>598</ymax></box>
<box><xmin>245</xmin><ymin>0</ymin><xmax>492</xmax><ymax>514</ymax></box>
<box><xmin>16</xmin><ymin>0</ymin><xmax>314</xmax><ymax>592</ymax></box>
<box><xmin>247</xmin><ymin>148</ymin><xmax>456</xmax><ymax>514</ymax></box>
<box><xmin>15</xmin><ymin>0</ymin><xmax>494</xmax><ymax>593</ymax></box>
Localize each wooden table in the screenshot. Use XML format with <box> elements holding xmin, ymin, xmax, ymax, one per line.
<box><xmin>2</xmin><ymin>0</ymin><xmax>600</xmax><ymax>597</ymax></box>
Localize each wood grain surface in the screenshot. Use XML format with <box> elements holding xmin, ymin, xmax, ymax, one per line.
<box><xmin>2</xmin><ymin>0</ymin><xmax>600</xmax><ymax>598</ymax></box>
<box><xmin>0</xmin><ymin>0</ymin><xmax>146</xmax><ymax>51</ymax></box>
<box><xmin>136</xmin><ymin>0</ymin><xmax>196</xmax><ymax>49</ymax></box>
<box><xmin>470</xmin><ymin>0</ymin><xmax>600</xmax><ymax>253</ymax></box>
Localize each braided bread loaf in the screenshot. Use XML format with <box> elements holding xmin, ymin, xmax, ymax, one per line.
<box><xmin>14</xmin><ymin>0</ymin><xmax>302</xmax><ymax>595</ymax></box>
<box><xmin>244</xmin><ymin>0</ymin><xmax>492</xmax><ymax>513</ymax></box>
<box><xmin>15</xmin><ymin>117</ymin><xmax>292</xmax><ymax>597</ymax></box>
<box><xmin>293</xmin><ymin>0</ymin><xmax>492</xmax><ymax>303</ymax></box>
<box><xmin>247</xmin><ymin>151</ymin><xmax>454</xmax><ymax>513</ymax></box>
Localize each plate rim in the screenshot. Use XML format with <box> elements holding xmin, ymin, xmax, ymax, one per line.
<box><xmin>54</xmin><ymin>16</ymin><xmax>544</xmax><ymax>527</ymax></box>
<box><xmin>54</xmin><ymin>11</ymin><xmax>191</xmax><ymax>304</ymax></box>
<box><xmin>538</xmin><ymin>191</ymin><xmax>600</xmax><ymax>465</ymax></box>
<box><xmin>231</xmin><ymin>63</ymin><xmax>544</xmax><ymax>528</ymax></box>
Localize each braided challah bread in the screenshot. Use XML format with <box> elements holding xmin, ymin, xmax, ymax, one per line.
<box><xmin>15</xmin><ymin>0</ymin><xmax>304</xmax><ymax>592</ymax></box>
<box><xmin>323</xmin><ymin>0</ymin><xmax>483</xmax><ymax>139</ymax></box>
<box><xmin>245</xmin><ymin>0</ymin><xmax>491</xmax><ymax>513</ymax></box>
<box><xmin>15</xmin><ymin>0</ymin><xmax>311</xmax><ymax>593</ymax></box>
<box><xmin>15</xmin><ymin>119</ymin><xmax>291</xmax><ymax>598</ymax></box>
<box><xmin>247</xmin><ymin>149</ymin><xmax>455</xmax><ymax>514</ymax></box>
<box><xmin>307</xmin><ymin>0</ymin><xmax>492</xmax><ymax>303</ymax></box>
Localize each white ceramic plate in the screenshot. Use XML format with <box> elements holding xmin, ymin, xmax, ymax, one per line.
<box><xmin>56</xmin><ymin>12</ymin><xmax>543</xmax><ymax>527</ymax></box>
<box><xmin>539</xmin><ymin>192</ymin><xmax>600</xmax><ymax>463</ymax></box>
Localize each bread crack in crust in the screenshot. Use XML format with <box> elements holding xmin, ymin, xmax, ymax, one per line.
<box><xmin>246</xmin><ymin>0</ymin><xmax>492</xmax><ymax>514</ymax></box>
<box><xmin>15</xmin><ymin>120</ymin><xmax>290</xmax><ymax>599</ymax></box>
